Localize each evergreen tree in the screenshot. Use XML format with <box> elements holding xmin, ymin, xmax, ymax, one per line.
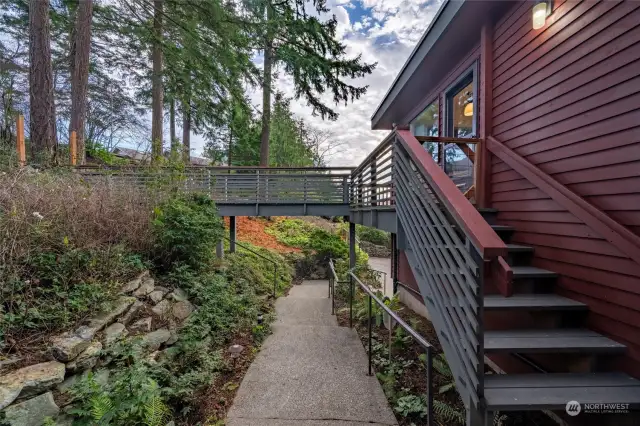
<box><xmin>246</xmin><ymin>0</ymin><xmax>375</xmax><ymax>165</ymax></box>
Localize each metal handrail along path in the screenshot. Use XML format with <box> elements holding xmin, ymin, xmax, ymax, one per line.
<box><xmin>347</xmin><ymin>268</ymin><xmax>434</xmax><ymax>426</ymax></box>
<box><xmin>222</xmin><ymin>236</ymin><xmax>278</xmax><ymax>297</ymax></box>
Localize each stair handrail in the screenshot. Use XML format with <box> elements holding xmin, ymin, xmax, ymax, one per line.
<box><xmin>486</xmin><ymin>135</ymin><xmax>640</xmax><ymax>266</ymax></box>
<box><xmin>348</xmin><ymin>267</ymin><xmax>435</xmax><ymax>426</ymax></box>
<box><xmin>395</xmin><ymin>130</ymin><xmax>507</xmax><ymax>260</ymax></box>
<box><xmin>222</xmin><ymin>236</ymin><xmax>278</xmax><ymax>297</ymax></box>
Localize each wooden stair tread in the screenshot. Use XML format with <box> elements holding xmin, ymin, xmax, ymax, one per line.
<box><xmin>506</xmin><ymin>244</ymin><xmax>534</xmax><ymax>253</ymax></box>
<box><xmin>484</xmin><ymin>373</ymin><xmax>640</xmax><ymax>410</ymax></box>
<box><xmin>484</xmin><ymin>294</ymin><xmax>586</xmax><ymax>310</ymax></box>
<box><xmin>484</xmin><ymin>329</ymin><xmax>626</xmax><ymax>353</ymax></box>
<box><xmin>511</xmin><ymin>265</ymin><xmax>558</xmax><ymax>278</ymax></box>
<box><xmin>491</xmin><ymin>225</ymin><xmax>515</xmax><ymax>232</ymax></box>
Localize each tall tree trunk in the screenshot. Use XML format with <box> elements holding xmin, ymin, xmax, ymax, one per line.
<box><xmin>182</xmin><ymin>100</ymin><xmax>190</xmax><ymax>164</ymax></box>
<box><xmin>259</xmin><ymin>5</ymin><xmax>274</xmax><ymax>166</ymax></box>
<box><xmin>169</xmin><ymin>97</ymin><xmax>176</xmax><ymax>153</ymax></box>
<box><xmin>29</xmin><ymin>0</ymin><xmax>56</xmax><ymax>163</ymax></box>
<box><xmin>151</xmin><ymin>0</ymin><xmax>164</xmax><ymax>162</ymax></box>
<box><xmin>70</xmin><ymin>0</ymin><xmax>93</xmax><ymax>165</ymax></box>
<box><xmin>227</xmin><ymin>126</ymin><xmax>232</xmax><ymax>167</ymax></box>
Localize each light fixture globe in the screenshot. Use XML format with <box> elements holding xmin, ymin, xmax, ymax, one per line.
<box><xmin>463</xmin><ymin>102</ymin><xmax>473</xmax><ymax>117</ymax></box>
<box><xmin>533</xmin><ymin>1</ymin><xmax>549</xmax><ymax>30</ymax></box>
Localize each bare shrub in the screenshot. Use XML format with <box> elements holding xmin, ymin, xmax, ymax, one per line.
<box><xmin>0</xmin><ymin>168</ymin><xmax>157</xmax><ymax>265</ymax></box>
<box><xmin>0</xmin><ymin>168</ymin><xmax>161</xmax><ymax>347</ymax></box>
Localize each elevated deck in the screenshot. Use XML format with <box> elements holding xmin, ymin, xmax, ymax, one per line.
<box><xmin>77</xmin><ymin>166</ymin><xmax>353</xmax><ymax>217</ymax></box>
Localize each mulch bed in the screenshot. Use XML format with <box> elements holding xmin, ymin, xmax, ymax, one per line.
<box><xmin>334</xmin><ymin>289</ymin><xmax>559</xmax><ymax>426</ymax></box>
<box><xmin>224</xmin><ymin>216</ymin><xmax>301</xmax><ymax>253</ymax></box>
<box><xmin>192</xmin><ymin>333</ymin><xmax>257</xmax><ymax>425</ymax></box>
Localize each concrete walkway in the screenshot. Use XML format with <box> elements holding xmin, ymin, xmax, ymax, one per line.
<box><xmin>368</xmin><ymin>257</ymin><xmax>394</xmax><ymax>298</ymax></box>
<box><xmin>226</xmin><ymin>280</ymin><xmax>398</xmax><ymax>426</ymax></box>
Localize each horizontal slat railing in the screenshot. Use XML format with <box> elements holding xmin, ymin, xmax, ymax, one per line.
<box><xmin>77</xmin><ymin>166</ymin><xmax>353</xmax><ymax>205</ymax></box>
<box><xmin>350</xmin><ymin>132</ymin><xmax>395</xmax><ymax>210</ymax></box>
<box><xmin>393</xmin><ymin>130</ymin><xmax>508</xmax><ymax>408</ymax></box>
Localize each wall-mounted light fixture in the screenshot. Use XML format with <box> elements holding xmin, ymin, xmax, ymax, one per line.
<box><xmin>463</xmin><ymin>102</ymin><xmax>473</xmax><ymax>117</ymax></box>
<box><xmin>532</xmin><ymin>0</ymin><xmax>552</xmax><ymax>30</ymax></box>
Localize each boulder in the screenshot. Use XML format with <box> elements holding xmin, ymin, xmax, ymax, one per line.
<box><xmin>2</xmin><ymin>392</ymin><xmax>59</xmax><ymax>426</ymax></box>
<box><xmin>0</xmin><ymin>361</ymin><xmax>65</xmax><ymax>406</ymax></box>
<box><xmin>129</xmin><ymin>317</ymin><xmax>152</xmax><ymax>333</ymax></box>
<box><xmin>0</xmin><ymin>380</ymin><xmax>22</xmax><ymax>410</ymax></box>
<box><xmin>87</xmin><ymin>296</ymin><xmax>136</xmax><ymax>331</ymax></box>
<box><xmin>119</xmin><ymin>271</ymin><xmax>147</xmax><ymax>294</ymax></box>
<box><xmin>103</xmin><ymin>323</ymin><xmax>128</xmax><ymax>347</ymax></box>
<box><xmin>168</xmin><ymin>288</ymin><xmax>188</xmax><ymax>302</ymax></box>
<box><xmin>151</xmin><ymin>299</ymin><xmax>172</xmax><ymax>317</ymax></box>
<box><xmin>133</xmin><ymin>277</ymin><xmax>155</xmax><ymax>297</ymax></box>
<box><xmin>66</xmin><ymin>341</ymin><xmax>102</xmax><ymax>373</ymax></box>
<box><xmin>56</xmin><ymin>370</ymin><xmax>90</xmax><ymax>395</ymax></box>
<box><xmin>51</xmin><ymin>332</ymin><xmax>92</xmax><ymax>362</ymax></box>
<box><xmin>172</xmin><ymin>300</ymin><xmax>195</xmax><ymax>321</ymax></box>
<box><xmin>141</xmin><ymin>328</ymin><xmax>171</xmax><ymax>352</ymax></box>
<box><xmin>119</xmin><ymin>300</ymin><xmax>144</xmax><ymax>325</ymax></box>
<box><xmin>148</xmin><ymin>290</ymin><xmax>165</xmax><ymax>304</ymax></box>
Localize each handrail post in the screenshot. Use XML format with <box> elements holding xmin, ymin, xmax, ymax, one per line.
<box><xmin>368</xmin><ymin>293</ymin><xmax>373</xmax><ymax>376</ymax></box>
<box><xmin>349</xmin><ymin>221</ymin><xmax>356</xmax><ymax>328</ymax></box>
<box><xmin>427</xmin><ymin>346</ymin><xmax>434</xmax><ymax>426</ymax></box>
<box><xmin>343</xmin><ymin>176</ymin><xmax>349</xmax><ymax>204</ymax></box>
<box><xmin>273</xmin><ymin>264</ymin><xmax>277</xmax><ymax>297</ymax></box>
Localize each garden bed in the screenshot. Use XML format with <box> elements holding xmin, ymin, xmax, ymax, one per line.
<box><xmin>334</xmin><ymin>285</ymin><xmax>559</xmax><ymax>426</ymax></box>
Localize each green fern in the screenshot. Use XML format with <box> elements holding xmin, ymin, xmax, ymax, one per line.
<box><xmin>90</xmin><ymin>394</ymin><xmax>113</xmax><ymax>422</ymax></box>
<box><xmin>432</xmin><ymin>353</ymin><xmax>456</xmax><ymax>394</ymax></box>
<box><xmin>433</xmin><ymin>399</ymin><xmax>465</xmax><ymax>424</ymax></box>
<box><xmin>144</xmin><ymin>394</ymin><xmax>170</xmax><ymax>426</ymax></box>
<box><xmin>494</xmin><ymin>411</ymin><xmax>509</xmax><ymax>426</ymax></box>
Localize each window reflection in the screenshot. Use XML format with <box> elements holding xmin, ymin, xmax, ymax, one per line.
<box><xmin>410</xmin><ymin>100</ymin><xmax>439</xmax><ymax>160</ymax></box>
<box><xmin>451</xmin><ymin>82</ymin><xmax>474</xmax><ymax>138</ymax></box>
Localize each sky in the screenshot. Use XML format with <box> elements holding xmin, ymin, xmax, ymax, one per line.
<box><xmin>190</xmin><ymin>0</ymin><xmax>444</xmax><ymax>166</ymax></box>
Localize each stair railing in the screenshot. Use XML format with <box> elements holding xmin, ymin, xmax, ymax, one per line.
<box><xmin>393</xmin><ymin>130</ymin><xmax>507</xmax><ymax>410</ymax></box>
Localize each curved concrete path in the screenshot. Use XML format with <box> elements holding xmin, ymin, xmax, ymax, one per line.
<box><xmin>226</xmin><ymin>280</ymin><xmax>398</xmax><ymax>426</ymax></box>
<box><xmin>368</xmin><ymin>257</ymin><xmax>394</xmax><ymax>298</ymax></box>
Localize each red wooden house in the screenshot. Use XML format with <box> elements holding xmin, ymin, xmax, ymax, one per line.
<box><xmin>351</xmin><ymin>0</ymin><xmax>640</xmax><ymax>424</ymax></box>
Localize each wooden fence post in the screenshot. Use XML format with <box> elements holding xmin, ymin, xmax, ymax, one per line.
<box><xmin>16</xmin><ymin>114</ymin><xmax>25</xmax><ymax>167</ymax></box>
<box><xmin>70</xmin><ymin>130</ymin><xmax>77</xmax><ymax>165</ymax></box>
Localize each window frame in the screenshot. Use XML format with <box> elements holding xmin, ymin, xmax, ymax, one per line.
<box><xmin>444</xmin><ymin>61</ymin><xmax>479</xmax><ymax>138</ymax></box>
<box><xmin>409</xmin><ymin>96</ymin><xmax>441</xmax><ymax>137</ymax></box>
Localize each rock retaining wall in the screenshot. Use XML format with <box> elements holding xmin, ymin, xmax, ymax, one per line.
<box><xmin>0</xmin><ymin>271</ymin><xmax>195</xmax><ymax>426</ymax></box>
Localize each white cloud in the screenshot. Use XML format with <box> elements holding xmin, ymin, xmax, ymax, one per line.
<box><xmin>190</xmin><ymin>0</ymin><xmax>444</xmax><ymax>167</ymax></box>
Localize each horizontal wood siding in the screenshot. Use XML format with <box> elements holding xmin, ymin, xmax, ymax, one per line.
<box><xmin>491</xmin><ymin>0</ymin><xmax>640</xmax><ymax>378</ymax></box>
<box><xmin>398</xmin><ymin>250</ymin><xmax>420</xmax><ymax>298</ymax></box>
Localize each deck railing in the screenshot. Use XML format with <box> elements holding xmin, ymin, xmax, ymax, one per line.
<box><xmin>77</xmin><ymin>166</ymin><xmax>353</xmax><ymax>205</ymax></box>
<box><xmin>350</xmin><ymin>133</ymin><xmax>395</xmax><ymax>210</ymax></box>
<box><xmin>393</xmin><ymin>130</ymin><xmax>507</xmax><ymax>409</ymax></box>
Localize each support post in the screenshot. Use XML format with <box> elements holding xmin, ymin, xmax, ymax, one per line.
<box><xmin>216</xmin><ymin>240</ymin><xmax>224</xmax><ymax>259</ymax></box>
<box><xmin>466</xmin><ymin>404</ymin><xmax>489</xmax><ymax>426</ymax></box>
<box><xmin>349</xmin><ymin>220</ymin><xmax>356</xmax><ymax>328</ymax></box>
<box><xmin>477</xmin><ymin>23</ymin><xmax>494</xmax><ymax>208</ymax></box>
<box><xmin>16</xmin><ymin>114</ymin><xmax>25</xmax><ymax>167</ymax></box>
<box><xmin>70</xmin><ymin>130</ymin><xmax>77</xmax><ymax>165</ymax></box>
<box><xmin>229</xmin><ymin>216</ymin><xmax>236</xmax><ymax>253</ymax></box>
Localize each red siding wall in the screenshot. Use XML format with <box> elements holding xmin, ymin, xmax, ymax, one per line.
<box><xmin>490</xmin><ymin>0</ymin><xmax>640</xmax><ymax>377</ymax></box>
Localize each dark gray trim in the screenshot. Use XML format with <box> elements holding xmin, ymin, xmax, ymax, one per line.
<box><xmin>217</xmin><ymin>203</ymin><xmax>350</xmax><ymax>217</ymax></box>
<box><xmin>349</xmin><ymin>209</ymin><xmax>397</xmax><ymax>233</ymax></box>
<box><xmin>371</xmin><ymin>0</ymin><xmax>465</xmax><ymax>128</ymax></box>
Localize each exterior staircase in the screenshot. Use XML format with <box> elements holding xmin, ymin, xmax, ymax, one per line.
<box><xmin>475</xmin><ymin>208</ymin><xmax>640</xmax><ymax>414</ymax></box>
<box><xmin>354</xmin><ymin>130</ymin><xmax>640</xmax><ymax>424</ymax></box>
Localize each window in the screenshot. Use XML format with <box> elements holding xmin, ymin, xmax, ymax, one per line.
<box><xmin>445</xmin><ymin>66</ymin><xmax>476</xmax><ymax>138</ymax></box>
<box><xmin>410</xmin><ymin>99</ymin><xmax>439</xmax><ymax>137</ymax></box>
